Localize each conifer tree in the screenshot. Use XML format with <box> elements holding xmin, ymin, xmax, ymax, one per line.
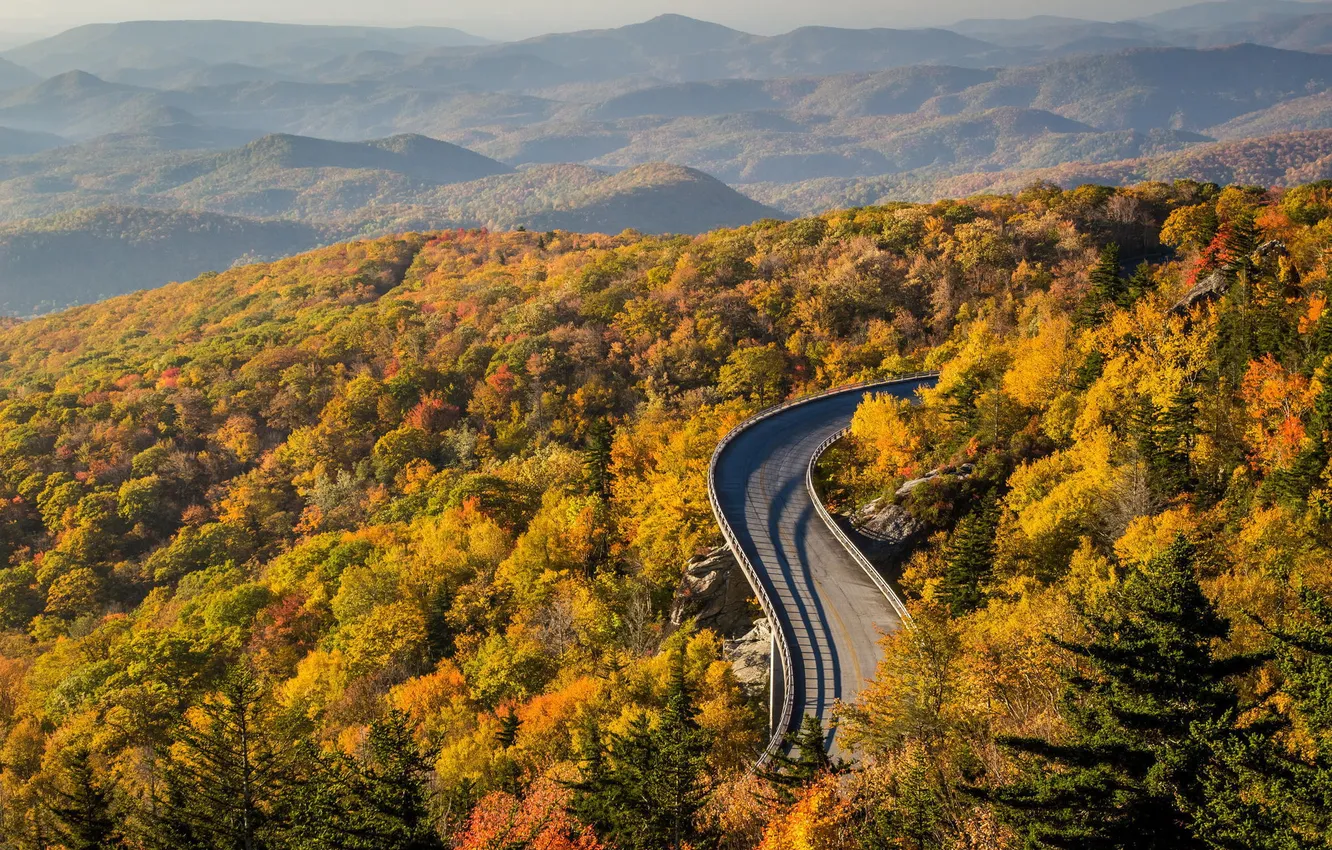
<box><xmin>1126</xmin><ymin>261</ymin><xmax>1155</xmax><ymax>305</ymax></box>
<box><xmin>357</xmin><ymin>709</ymin><xmax>442</xmax><ymax>849</ymax></box>
<box><xmin>583</xmin><ymin>419</ymin><xmax>614</xmax><ymax>499</ymax></box>
<box><xmin>762</xmin><ymin>714</ymin><xmax>844</xmax><ymax>803</ymax></box>
<box><xmin>46</xmin><ymin>745</ymin><xmax>119</xmax><ymax>850</ymax></box>
<box><xmin>1079</xmin><ymin>243</ymin><xmax>1126</xmax><ymax>325</ymax></box>
<box><xmin>982</xmin><ymin>537</ymin><xmax>1271</xmax><ymax>849</ymax></box>
<box><xmin>941</xmin><ymin>498</ymin><xmax>999</xmax><ymax>616</ymax></box>
<box><xmin>1091</xmin><ymin>243</ymin><xmax>1127</xmax><ymax>306</ymax></box>
<box><xmin>1246</xmin><ymin>588</ymin><xmax>1332</xmax><ymax>846</ymax></box>
<box><xmin>158</xmin><ymin>665</ymin><xmax>285</xmax><ymax>850</ymax></box>
<box><xmin>281</xmin><ymin>711</ymin><xmax>442</xmax><ymax>850</ymax></box>
<box><xmin>571</xmin><ymin>653</ymin><xmax>714</xmax><ymax>850</ymax></box>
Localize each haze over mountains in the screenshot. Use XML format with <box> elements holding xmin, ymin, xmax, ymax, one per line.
<box><xmin>5</xmin><ymin>0</ymin><xmax>1332</xmax><ymax>311</ymax></box>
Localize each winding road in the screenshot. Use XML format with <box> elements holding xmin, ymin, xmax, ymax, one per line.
<box><xmin>708</xmin><ymin>376</ymin><xmax>937</xmax><ymax>763</ymax></box>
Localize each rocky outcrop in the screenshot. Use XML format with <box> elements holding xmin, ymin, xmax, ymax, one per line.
<box><xmin>670</xmin><ymin>546</ymin><xmax>769</xmax><ymax>697</ymax></box>
<box><xmin>669</xmin><ymin>546</ymin><xmax>761</xmax><ymax>639</ymax></box>
<box><xmin>851</xmin><ymin>497</ymin><xmax>922</xmax><ymax>547</ymax></box>
<box><xmin>1171</xmin><ymin>269</ymin><xmax>1229</xmax><ymax>315</ymax></box>
<box><xmin>724</xmin><ymin>618</ymin><xmax>771</xmax><ymax>695</ymax></box>
<box><xmin>894</xmin><ymin>462</ymin><xmax>974</xmax><ymax>499</ymax></box>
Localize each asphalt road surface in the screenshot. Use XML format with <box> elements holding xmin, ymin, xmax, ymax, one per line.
<box><xmin>711</xmin><ymin>377</ymin><xmax>936</xmax><ymax>758</ymax></box>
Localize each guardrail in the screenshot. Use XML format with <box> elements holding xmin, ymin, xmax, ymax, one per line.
<box><xmin>706</xmin><ymin>372</ymin><xmax>938</xmax><ymax>769</ymax></box>
<box><xmin>807</xmin><ymin>429</ymin><xmax>913</xmax><ymax>625</ymax></box>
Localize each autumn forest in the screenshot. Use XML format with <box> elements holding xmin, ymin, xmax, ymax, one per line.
<box><xmin>1</xmin><ymin>175</ymin><xmax>1332</xmax><ymax>849</ymax></box>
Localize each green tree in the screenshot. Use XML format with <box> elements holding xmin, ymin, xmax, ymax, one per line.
<box><xmin>941</xmin><ymin>498</ymin><xmax>999</xmax><ymax>617</ymax></box>
<box><xmin>158</xmin><ymin>665</ymin><xmax>285</xmax><ymax>850</ymax></box>
<box><xmin>761</xmin><ymin>714</ymin><xmax>844</xmax><ymax>804</ymax></box>
<box><xmin>1252</xmin><ymin>588</ymin><xmax>1332</xmax><ymax>846</ymax></box>
<box><xmin>45</xmin><ymin>746</ymin><xmax>120</xmax><ymax>850</ymax></box>
<box><xmin>354</xmin><ymin>709</ymin><xmax>442</xmax><ymax>849</ymax></box>
<box><xmin>282</xmin><ymin>710</ymin><xmax>441</xmax><ymax>850</ymax></box>
<box><xmin>583</xmin><ymin>419</ymin><xmax>614</xmax><ymax>499</ymax></box>
<box><xmin>1079</xmin><ymin>243</ymin><xmax>1126</xmax><ymax>325</ymax></box>
<box><xmin>718</xmin><ymin>344</ymin><xmax>789</xmax><ymax>407</ymax></box>
<box><xmin>571</xmin><ymin>654</ymin><xmax>714</xmax><ymax>850</ymax></box>
<box><xmin>982</xmin><ymin>537</ymin><xmax>1275</xmax><ymax>849</ymax></box>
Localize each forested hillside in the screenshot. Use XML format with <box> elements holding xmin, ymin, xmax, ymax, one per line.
<box><xmin>2</xmin><ymin>178</ymin><xmax>1332</xmax><ymax>849</ymax></box>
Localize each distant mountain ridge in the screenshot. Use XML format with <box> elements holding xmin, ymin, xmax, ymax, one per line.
<box><xmin>3</xmin><ymin>20</ymin><xmax>492</xmax><ymax>78</ymax></box>
<box><xmin>0</xmin><ymin>57</ymin><xmax>36</xmax><ymax>90</ymax></box>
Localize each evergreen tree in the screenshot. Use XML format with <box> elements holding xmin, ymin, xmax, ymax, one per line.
<box><xmin>281</xmin><ymin>710</ymin><xmax>442</xmax><ymax>850</ymax></box>
<box><xmin>857</xmin><ymin>746</ymin><xmax>946</xmax><ymax>850</ymax></box>
<box><xmin>941</xmin><ymin>498</ymin><xmax>999</xmax><ymax>616</ymax></box>
<box><xmin>571</xmin><ymin>653</ymin><xmax>714</xmax><ymax>850</ymax></box>
<box><xmin>158</xmin><ymin>664</ymin><xmax>285</xmax><ymax>850</ymax></box>
<box><xmin>1252</xmin><ymin>588</ymin><xmax>1332</xmax><ymax>845</ymax></box>
<box><xmin>46</xmin><ymin>745</ymin><xmax>119</xmax><ymax>850</ymax></box>
<box><xmin>1217</xmin><ymin>215</ymin><xmax>1259</xmax><ymax>283</ymax></box>
<box><xmin>1126</xmin><ymin>261</ymin><xmax>1156</xmax><ymax>305</ymax></box>
<box><xmin>981</xmin><ymin>537</ymin><xmax>1274</xmax><ymax>849</ymax></box>
<box><xmin>1080</xmin><ymin>243</ymin><xmax>1126</xmax><ymax>325</ymax></box>
<box><xmin>1129</xmin><ymin>393</ymin><xmax>1197</xmax><ymax>499</ymax></box>
<box><xmin>355</xmin><ymin>709</ymin><xmax>442</xmax><ymax>849</ymax></box>
<box><xmin>278</xmin><ymin>744</ymin><xmax>354</xmax><ymax>850</ymax></box>
<box><xmin>1091</xmin><ymin>243</ymin><xmax>1127</xmax><ymax>306</ymax></box>
<box><xmin>761</xmin><ymin>714</ymin><xmax>844</xmax><ymax>803</ymax></box>
<box><xmin>583</xmin><ymin>419</ymin><xmax>614</xmax><ymax>499</ymax></box>
<box><xmin>496</xmin><ymin>710</ymin><xmax>521</xmax><ymax>749</ymax></box>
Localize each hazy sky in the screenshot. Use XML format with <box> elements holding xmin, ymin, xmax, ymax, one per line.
<box><xmin>0</xmin><ymin>0</ymin><xmax>1293</xmax><ymax>39</ymax></box>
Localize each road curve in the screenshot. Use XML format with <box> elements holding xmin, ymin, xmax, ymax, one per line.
<box><xmin>709</xmin><ymin>376</ymin><xmax>937</xmax><ymax>762</ymax></box>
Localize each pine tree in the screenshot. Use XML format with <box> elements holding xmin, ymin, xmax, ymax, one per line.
<box><xmin>1217</xmin><ymin>214</ymin><xmax>1259</xmax><ymax>283</ymax></box>
<box><xmin>46</xmin><ymin>745</ymin><xmax>119</xmax><ymax>850</ymax></box>
<box><xmin>281</xmin><ymin>711</ymin><xmax>442</xmax><ymax>850</ymax></box>
<box><xmin>1252</xmin><ymin>588</ymin><xmax>1332</xmax><ymax>845</ymax></box>
<box><xmin>570</xmin><ymin>653</ymin><xmax>714</xmax><ymax>850</ymax></box>
<box><xmin>356</xmin><ymin>709</ymin><xmax>443</xmax><ymax>850</ymax></box>
<box><xmin>1129</xmin><ymin>393</ymin><xmax>1197</xmax><ymax>499</ymax></box>
<box><xmin>981</xmin><ymin>537</ymin><xmax>1273</xmax><ymax>850</ymax></box>
<box><xmin>158</xmin><ymin>664</ymin><xmax>285</xmax><ymax>850</ymax></box>
<box><xmin>1126</xmin><ymin>261</ymin><xmax>1156</xmax><ymax>305</ymax></box>
<box><xmin>761</xmin><ymin>714</ymin><xmax>844</xmax><ymax>803</ymax></box>
<box><xmin>496</xmin><ymin>710</ymin><xmax>521</xmax><ymax>749</ymax></box>
<box><xmin>1079</xmin><ymin>243</ymin><xmax>1126</xmax><ymax>325</ymax></box>
<box><xmin>1091</xmin><ymin>243</ymin><xmax>1127</xmax><ymax>306</ymax></box>
<box><xmin>941</xmin><ymin>498</ymin><xmax>999</xmax><ymax>616</ymax></box>
<box><xmin>858</xmin><ymin>745</ymin><xmax>946</xmax><ymax>850</ymax></box>
<box><xmin>583</xmin><ymin>419</ymin><xmax>614</xmax><ymax>498</ymax></box>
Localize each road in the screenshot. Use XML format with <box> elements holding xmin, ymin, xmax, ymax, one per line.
<box><xmin>709</xmin><ymin>376</ymin><xmax>936</xmax><ymax>760</ymax></box>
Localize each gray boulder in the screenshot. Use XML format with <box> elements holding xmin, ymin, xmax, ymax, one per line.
<box><xmin>669</xmin><ymin>546</ymin><xmax>760</xmax><ymax>639</ymax></box>
<box><xmin>724</xmin><ymin>618</ymin><xmax>772</xmax><ymax>696</ymax></box>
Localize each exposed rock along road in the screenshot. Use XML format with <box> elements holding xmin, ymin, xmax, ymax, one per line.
<box><xmin>708</xmin><ymin>376</ymin><xmax>937</xmax><ymax>762</ymax></box>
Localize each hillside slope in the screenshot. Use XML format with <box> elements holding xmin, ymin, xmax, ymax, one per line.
<box><xmin>0</xmin><ymin>207</ymin><xmax>324</xmax><ymax>314</ymax></box>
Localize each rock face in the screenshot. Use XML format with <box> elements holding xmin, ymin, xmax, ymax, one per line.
<box><xmin>894</xmin><ymin>462</ymin><xmax>975</xmax><ymax>499</ymax></box>
<box><xmin>671</xmin><ymin>546</ymin><xmax>769</xmax><ymax>697</ymax></box>
<box><xmin>724</xmin><ymin>618</ymin><xmax>771</xmax><ymax>694</ymax></box>
<box><xmin>670</xmin><ymin>546</ymin><xmax>761</xmax><ymax>639</ymax></box>
<box><xmin>851</xmin><ymin>497</ymin><xmax>922</xmax><ymax>549</ymax></box>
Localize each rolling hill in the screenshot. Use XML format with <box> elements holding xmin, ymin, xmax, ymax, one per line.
<box><xmin>0</xmin><ymin>126</ymin><xmax>64</xmax><ymax>156</ymax></box>
<box><xmin>0</xmin><ymin>207</ymin><xmax>325</xmax><ymax>314</ymax></box>
<box><xmin>744</xmin><ymin>127</ymin><xmax>1332</xmax><ymax>213</ymax></box>
<box><xmin>0</xmin><ymin>154</ymin><xmax>782</xmax><ymax>313</ymax></box>
<box><xmin>0</xmin><ymin>57</ymin><xmax>36</xmax><ymax>90</ymax></box>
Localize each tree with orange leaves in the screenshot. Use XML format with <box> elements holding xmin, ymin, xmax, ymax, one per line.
<box><xmin>756</xmin><ymin>775</ymin><xmax>856</xmax><ymax>850</ymax></box>
<box><xmin>455</xmin><ymin>774</ymin><xmax>603</xmax><ymax>850</ymax></box>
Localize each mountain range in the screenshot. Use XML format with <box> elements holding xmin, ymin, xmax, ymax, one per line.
<box><xmin>4</xmin><ymin>3</ymin><xmax>1332</xmax><ymax>311</ymax></box>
